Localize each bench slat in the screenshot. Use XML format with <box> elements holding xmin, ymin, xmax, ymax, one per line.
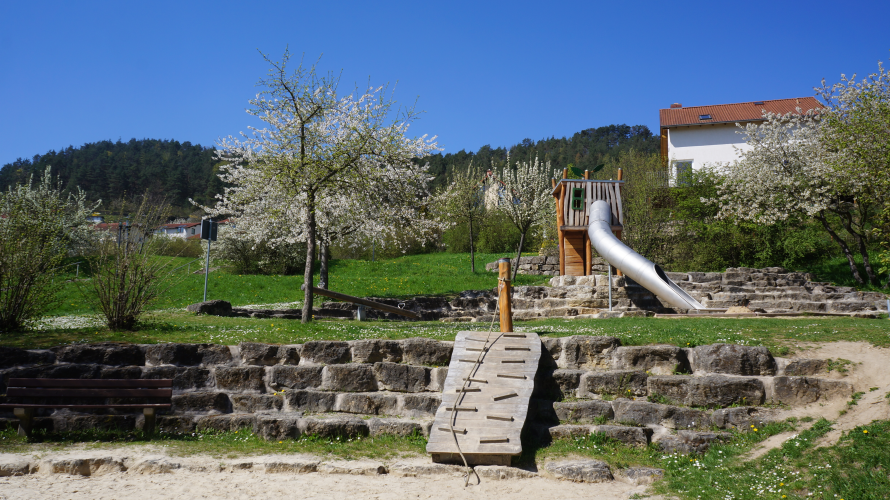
<box><xmin>0</xmin><ymin>404</ymin><xmax>172</xmax><ymax>409</ymax></box>
<box><xmin>7</xmin><ymin>378</ymin><xmax>172</xmax><ymax>389</ymax></box>
<box><xmin>6</xmin><ymin>388</ymin><xmax>172</xmax><ymax>398</ymax></box>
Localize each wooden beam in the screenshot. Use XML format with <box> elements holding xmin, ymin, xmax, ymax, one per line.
<box><xmin>300</xmin><ymin>285</ymin><xmax>419</xmax><ymax>319</ymax></box>
<box><xmin>498</xmin><ymin>258</ymin><xmax>513</xmax><ymax>333</ymax></box>
<box><xmin>557</xmin><ymin>182</ymin><xmax>566</xmax><ymax>276</ymax></box>
<box><xmin>585</xmin><ymin>233</ymin><xmax>592</xmax><ymax>276</ymax></box>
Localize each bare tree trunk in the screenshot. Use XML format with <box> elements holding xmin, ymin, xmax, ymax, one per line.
<box><xmin>469</xmin><ymin>218</ymin><xmax>475</xmax><ymax>273</ymax></box>
<box><xmin>319</xmin><ymin>238</ymin><xmax>329</xmax><ymax>289</ymax></box>
<box><xmin>838</xmin><ymin>210</ymin><xmax>878</xmax><ymax>285</ymax></box>
<box><xmin>816</xmin><ymin>213</ymin><xmax>864</xmax><ymax>284</ymax></box>
<box><xmin>301</xmin><ymin>192</ymin><xmax>317</xmax><ymax>324</ymax></box>
<box><xmin>511</xmin><ymin>231</ymin><xmax>526</xmax><ymax>283</ymax></box>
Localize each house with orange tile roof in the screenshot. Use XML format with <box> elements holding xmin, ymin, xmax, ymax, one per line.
<box><xmin>659</xmin><ymin>97</ymin><xmax>823</xmax><ymax>179</ymax></box>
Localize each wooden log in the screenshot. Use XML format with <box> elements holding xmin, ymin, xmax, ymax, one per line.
<box><xmin>498</xmin><ymin>258</ymin><xmax>513</xmax><ymax>333</ymax></box>
<box><xmin>300</xmin><ymin>285</ymin><xmax>419</xmax><ymax>319</ymax></box>
<box><xmin>585</xmin><ymin>233</ymin><xmax>592</xmax><ymax>276</ymax></box>
<box><xmin>558</xmin><ymin>183</ymin><xmax>566</xmax><ymax>276</ymax></box>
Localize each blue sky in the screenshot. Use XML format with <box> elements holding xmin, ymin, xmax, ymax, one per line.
<box><xmin>2</xmin><ymin>0</ymin><xmax>888</xmax><ymax>166</ymax></box>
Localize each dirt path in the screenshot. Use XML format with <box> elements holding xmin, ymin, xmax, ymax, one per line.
<box><xmin>744</xmin><ymin>341</ymin><xmax>890</xmax><ymax>459</ymax></box>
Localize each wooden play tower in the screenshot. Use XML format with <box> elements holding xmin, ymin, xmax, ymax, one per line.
<box><xmin>552</xmin><ymin>168</ymin><xmax>625</xmax><ymax>276</ymax></box>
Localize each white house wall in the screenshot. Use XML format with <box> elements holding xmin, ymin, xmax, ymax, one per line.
<box><xmin>667</xmin><ymin>123</ymin><xmax>751</xmax><ymax>170</ymax></box>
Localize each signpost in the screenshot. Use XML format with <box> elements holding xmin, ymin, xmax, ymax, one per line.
<box><xmin>201</xmin><ymin>220</ymin><xmax>218</xmax><ymax>302</ymax></box>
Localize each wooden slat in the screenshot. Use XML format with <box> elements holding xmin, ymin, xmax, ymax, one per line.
<box><xmin>8</xmin><ymin>378</ymin><xmax>173</xmax><ymax>389</ymax></box>
<box><xmin>6</xmin><ymin>388</ymin><xmax>172</xmax><ymax>398</ymax></box>
<box><xmin>614</xmin><ymin>180</ymin><xmax>624</xmax><ymax>225</ymax></box>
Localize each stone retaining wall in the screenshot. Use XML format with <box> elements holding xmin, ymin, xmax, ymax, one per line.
<box><xmin>484</xmin><ymin>256</ymin><xmax>610</xmax><ymax>276</ymax></box>
<box><xmin>0</xmin><ymin>337</ymin><xmax>853</xmax><ymax>454</ymax></box>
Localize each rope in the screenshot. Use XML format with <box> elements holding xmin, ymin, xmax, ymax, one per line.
<box><xmin>449</xmin><ymin>275</ymin><xmax>508</xmax><ymax>487</ymax></box>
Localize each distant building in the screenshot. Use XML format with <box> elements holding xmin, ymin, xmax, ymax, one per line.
<box><xmin>87</xmin><ymin>213</ymin><xmax>104</xmax><ymax>223</ymax></box>
<box><xmin>156</xmin><ymin>222</ymin><xmax>201</xmax><ymax>238</ymax></box>
<box><xmin>659</xmin><ymin>97</ymin><xmax>823</xmax><ymax>179</ymax></box>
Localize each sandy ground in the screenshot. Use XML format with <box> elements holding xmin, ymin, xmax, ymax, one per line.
<box><xmin>0</xmin><ymin>470</ymin><xmax>657</xmax><ymax>500</ymax></box>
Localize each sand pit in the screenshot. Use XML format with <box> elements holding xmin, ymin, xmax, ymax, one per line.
<box><xmin>0</xmin><ymin>455</ymin><xmax>658</xmax><ymax>500</ymax></box>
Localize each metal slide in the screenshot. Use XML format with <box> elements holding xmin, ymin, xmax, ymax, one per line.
<box><xmin>587</xmin><ymin>200</ymin><xmax>715</xmax><ymax>312</ymax></box>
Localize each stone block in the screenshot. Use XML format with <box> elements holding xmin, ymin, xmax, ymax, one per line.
<box><xmin>783</xmin><ymin>358</ymin><xmax>828</xmax><ymax>376</ymax></box>
<box><xmin>0</xmin><ymin>459</ymin><xmax>36</xmax><ymax>476</ymax></box>
<box><xmin>427</xmin><ymin>367</ymin><xmax>449</xmax><ymax>392</ymax></box>
<box><xmin>401</xmin><ymin>338</ymin><xmax>452</xmax><ymax>366</ymax></box>
<box><xmin>711</xmin><ymin>407</ymin><xmax>778</xmax><ymax>429</ymax></box>
<box><xmin>196</xmin><ymin>414</ymin><xmax>257</xmax><ymax>432</ymax></box>
<box><xmin>615</xmin><ymin>467</ymin><xmax>665</xmax><ymax>486</ymax></box>
<box><xmin>401</xmin><ymin>393</ymin><xmax>441</xmax><ymax>417</ymax></box>
<box><xmin>547</xmin><ymin>424</ymin><xmax>592</xmax><ymax>440</ymax></box>
<box><xmin>656</xmin><ymin>430</ymin><xmax>730</xmax><ymax>454</ymax></box>
<box><xmin>270</xmin><ymin>365</ymin><xmax>323</xmax><ymax>390</ymax></box>
<box><xmin>367</xmin><ymin>418</ymin><xmax>426</xmax><ymax>437</ymax></box>
<box><xmin>53</xmin><ymin>343</ymin><xmax>145</xmax><ymax>366</ymax></box>
<box><xmin>613</xmin><ymin>346</ymin><xmax>690</xmax><ymax>375</ymax></box>
<box><xmin>239</xmin><ymin>342</ymin><xmax>285</xmax><ymax>366</ymax></box>
<box><xmin>772</xmin><ymin>377</ymin><xmax>852</xmax><ymax>405</ymax></box>
<box><xmin>0</xmin><ymin>347</ymin><xmax>54</xmax><ymax>368</ymax></box>
<box><xmin>579</xmin><ymin>370</ymin><xmax>648</xmax><ymax>397</ymax></box>
<box><xmin>254</xmin><ymin>415</ymin><xmax>302</xmax><ymax>441</ymax></box>
<box><xmin>186</xmin><ymin>299</ymin><xmax>233</xmax><ymax>316</ymax></box>
<box><xmin>154</xmin><ymin>415</ymin><xmax>197</xmax><ymax>434</ymax></box>
<box><xmin>553</xmin><ymin>401</ymin><xmax>614</xmax><ymax>423</ymax></box>
<box><xmin>52</xmin><ymin>415</ymin><xmax>136</xmax><ymax>432</ymax></box>
<box><xmin>335</xmin><ymin>393</ymin><xmax>399</xmax><ymax>415</ymax></box>
<box><xmin>214</xmin><ymin>366</ymin><xmax>266</xmax><ymax>392</ymax></box>
<box><xmin>594</xmin><ymin>425</ymin><xmax>652</xmax><ymax>446</ymax></box>
<box><xmin>277</xmin><ymin>346</ymin><xmax>301</xmax><ymax>365</ymax></box>
<box><xmin>300</xmin><ymin>341</ymin><xmax>351</xmax><ymax>364</ymax></box>
<box><xmin>373</xmin><ymin>362</ymin><xmax>428</xmax><ymax>392</ymax></box>
<box><xmin>648</xmin><ymin>375</ymin><xmax>765</xmax><ymax>408</ymax></box>
<box><xmin>322</xmin><ymin>364</ymin><xmax>377</xmax><ymax>392</ymax></box>
<box><xmin>231</xmin><ymin>394</ymin><xmax>283</xmax><ymax>412</ymax></box>
<box><xmin>171</xmin><ymin>392</ymin><xmax>230</xmax><ymax>413</ymax></box>
<box><xmin>145</xmin><ymin>344</ymin><xmax>232</xmax><ymax>366</ymax></box>
<box><xmin>691</xmin><ymin>344</ymin><xmax>776</xmax><ymax>376</ymax></box>
<box><xmin>284</xmin><ymin>389</ymin><xmax>336</xmax><ymax>413</ymax></box>
<box><xmin>300</xmin><ymin>416</ymin><xmax>370</xmax><ymax>438</ymax></box>
<box><xmin>350</xmin><ymin>340</ymin><xmax>403</xmax><ymax>363</ymax></box>
<box><xmin>545</xmin><ymin>460</ymin><xmax>613</xmax><ymax>483</ymax></box>
<box><xmin>552</xmin><ymin>370</ymin><xmax>586</xmax><ymax>396</ymax></box>
<box><xmin>541</xmin><ymin>338</ymin><xmax>562</xmax><ymax>366</ymax></box>
<box><xmin>560</xmin><ymin>336</ymin><xmax>620</xmax><ymax>370</ymax></box>
<box><xmin>612</xmin><ymin>400</ymin><xmax>707</xmax><ymax>429</ymax></box>
<box><xmin>41</xmin><ymin>458</ymin><xmax>126</xmax><ymax>476</ymax></box>
<box><xmin>99</xmin><ymin>366</ymin><xmax>143</xmax><ymax>379</ymax></box>
<box><xmin>142</xmin><ymin>366</ymin><xmax>210</xmax><ymax>390</ymax></box>
<box><xmin>264</xmin><ymin>460</ymin><xmax>319</xmax><ymax>474</ymax></box>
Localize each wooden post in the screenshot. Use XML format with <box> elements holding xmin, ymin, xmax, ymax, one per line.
<box><xmin>551</xmin><ymin>178</ymin><xmax>556</xmax><ymax>188</ymax></box>
<box><xmin>498</xmin><ymin>258</ymin><xmax>513</xmax><ymax>332</ymax></box>
<box><xmin>562</xmin><ymin>168</ymin><xmax>568</xmax><ymax>179</ymax></box>
<box><xmin>585</xmin><ymin>234</ymin><xmax>592</xmax><ymax>276</ymax></box>
<box><xmin>584</xmin><ymin>170</ymin><xmax>590</xmax><ymax>180</ymax></box>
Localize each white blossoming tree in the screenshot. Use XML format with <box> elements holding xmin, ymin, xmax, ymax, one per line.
<box><xmin>0</xmin><ymin>167</ymin><xmax>97</xmax><ymax>331</ymax></box>
<box><xmin>496</xmin><ymin>155</ymin><xmax>553</xmax><ymax>281</ymax></box>
<box><xmin>205</xmin><ymin>50</ymin><xmax>440</xmax><ymax>322</ymax></box>
<box><xmin>708</xmin><ymin>110</ymin><xmax>877</xmax><ymax>284</ymax></box>
<box><xmin>433</xmin><ymin>163</ymin><xmax>487</xmax><ymax>272</ymax></box>
<box><xmin>817</xmin><ymin>60</ymin><xmax>890</xmax><ymax>283</ymax></box>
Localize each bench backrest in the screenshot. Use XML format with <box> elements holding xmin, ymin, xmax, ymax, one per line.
<box><xmin>6</xmin><ymin>378</ymin><xmax>173</xmax><ymax>399</ymax></box>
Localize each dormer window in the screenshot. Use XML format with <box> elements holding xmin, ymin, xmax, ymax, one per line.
<box><xmin>753</xmin><ymin>101</ymin><xmax>764</xmax><ymax>105</ymax></box>
<box><xmin>699</xmin><ymin>114</ymin><xmax>711</xmax><ymax>120</ymax></box>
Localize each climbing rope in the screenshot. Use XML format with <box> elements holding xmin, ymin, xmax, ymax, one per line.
<box><xmin>449</xmin><ymin>275</ymin><xmax>509</xmax><ymax>486</ymax></box>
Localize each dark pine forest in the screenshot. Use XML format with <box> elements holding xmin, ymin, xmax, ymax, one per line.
<box><xmin>0</xmin><ymin>124</ymin><xmax>659</xmax><ymax>212</ymax></box>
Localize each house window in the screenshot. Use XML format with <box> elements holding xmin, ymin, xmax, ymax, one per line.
<box><xmin>673</xmin><ymin>160</ymin><xmax>693</xmax><ymax>186</ymax></box>
<box><xmin>191</xmin><ymin>228</ymin><xmax>195</xmax><ymax>235</ymax></box>
<box><xmin>698</xmin><ymin>114</ymin><xmax>711</xmax><ymax>120</ymax></box>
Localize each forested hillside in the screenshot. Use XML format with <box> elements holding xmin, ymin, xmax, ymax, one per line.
<box><xmin>0</xmin><ymin>139</ymin><xmax>224</xmax><ymax>214</ymax></box>
<box><xmin>0</xmin><ymin>124</ymin><xmax>658</xmax><ymax>212</ymax></box>
<box><xmin>421</xmin><ymin>124</ymin><xmax>659</xmax><ymax>188</ymax></box>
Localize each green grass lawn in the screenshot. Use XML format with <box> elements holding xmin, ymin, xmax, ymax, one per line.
<box><xmin>48</xmin><ymin>252</ymin><xmax>551</xmax><ymax>317</ymax></box>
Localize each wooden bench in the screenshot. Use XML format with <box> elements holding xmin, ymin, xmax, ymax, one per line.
<box><xmin>0</xmin><ymin>378</ymin><xmax>173</xmax><ymax>437</ymax></box>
